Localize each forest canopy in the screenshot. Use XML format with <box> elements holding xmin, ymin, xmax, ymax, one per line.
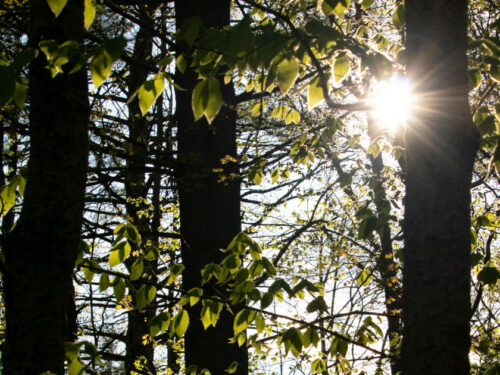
<box><xmin>0</xmin><ymin>0</ymin><xmax>499</xmax><ymax>375</ymax></box>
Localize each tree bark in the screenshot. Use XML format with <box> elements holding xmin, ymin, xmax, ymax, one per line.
<box><xmin>175</xmin><ymin>1</ymin><xmax>248</xmax><ymax>374</ymax></box>
<box><xmin>402</xmin><ymin>1</ymin><xmax>479</xmax><ymax>374</ymax></box>
<box><xmin>2</xmin><ymin>0</ymin><xmax>89</xmax><ymax>374</ymax></box>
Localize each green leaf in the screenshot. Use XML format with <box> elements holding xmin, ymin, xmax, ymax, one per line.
<box><xmin>255</xmin><ymin>312</ymin><xmax>265</xmax><ymax>333</ymax></box>
<box><xmin>367</xmin><ymin>141</ymin><xmax>380</xmax><ymax>159</ymax></box>
<box><xmin>90</xmin><ymin>37</ymin><xmax>126</xmax><ymax>88</ymax></box>
<box><xmin>108</xmin><ymin>240</ymin><xmax>131</xmax><ymax>266</ymax></box>
<box><xmin>226</xmin><ymin>232</ymin><xmax>262</xmax><ymax>256</ymax></box>
<box><xmin>138</xmin><ymin>73</ymin><xmax>165</xmax><ymax>116</ymax></box>
<box><xmin>307</xmin><ymin>296</ymin><xmax>329</xmax><ymax>313</ymax></box>
<box><xmin>358</xmin><ymin>215</ymin><xmax>377</xmax><ymax>239</ymax></box>
<box><xmin>331</xmin><ymin>336</ymin><xmax>348</xmax><ymax>357</ymax></box>
<box><xmin>355</xmin><ymin>268</ymin><xmax>371</xmax><ymax>286</ymax></box>
<box><xmin>13</xmin><ymin>81</ymin><xmax>27</xmax><ymax>108</ymax></box>
<box><xmin>392</xmin><ymin>4</ymin><xmax>405</xmax><ymax>29</ymax></box>
<box><xmin>150</xmin><ymin>312</ymin><xmax>170</xmax><ymax>337</ymax></box>
<box><xmin>0</xmin><ymin>65</ymin><xmax>15</xmax><ymax>107</ymax></box>
<box><xmin>233</xmin><ymin>308</ymin><xmax>256</xmax><ymax>334</ymax></box>
<box><xmin>136</xmin><ymin>284</ymin><xmax>156</xmax><ymax>311</ymax></box>
<box><xmin>144</xmin><ymin>245</ymin><xmax>160</xmax><ymax>261</ymax></box>
<box><xmin>277</xmin><ymin>57</ymin><xmax>299</xmax><ymax>95</ymax></box>
<box><xmin>318</xmin><ymin>0</ymin><xmax>351</xmax><ymax>18</ymax></box>
<box><xmin>0</xmin><ymin>182</ymin><xmax>16</xmax><ymax>216</ymax></box>
<box><xmin>261</xmin><ymin>257</ymin><xmax>277</xmax><ymax>277</ymax></box>
<box><xmin>180</xmin><ymin>17</ymin><xmax>201</xmax><ymax>47</ymax></box>
<box><xmin>248</xmin><ymin>168</ymin><xmax>263</xmax><ymax>185</ymax></box>
<box><xmin>173</xmin><ymin>309</ymin><xmax>189</xmax><ymax>337</ymax></box>
<box><xmin>222</xmin><ymin>253</ymin><xmax>241</xmax><ymax>271</ymax></box>
<box><xmin>477</xmin><ymin>267</ymin><xmax>500</xmax><ymax>285</ymax></box>
<box><xmin>468</xmin><ymin>69</ymin><xmax>481</xmax><ymax>90</ymax></box>
<box><xmin>130</xmin><ymin>258</ymin><xmax>143</xmax><ymax>281</ymax></box>
<box><xmin>67</xmin><ymin>359</ymin><xmax>84</xmax><ymax>375</ymax></box>
<box><xmin>99</xmin><ymin>272</ymin><xmax>110</xmax><ymax>292</ymax></box>
<box><xmin>361</xmin><ymin>0</ymin><xmax>375</xmax><ymax>10</ymax></box>
<box><xmin>311</xmin><ymin>358</ymin><xmax>327</xmax><ymax>374</ymax></box>
<box><xmin>201</xmin><ymin>299</ymin><xmax>223</xmax><ymax>329</ymax></box>
<box><xmin>176</xmin><ymin>54</ymin><xmax>188</xmax><ymax>74</ymax></box>
<box><xmin>191</xmin><ymin>77</ymin><xmax>223</xmax><ymax>124</ymax></box>
<box><xmin>225</xmin><ymin>361</ymin><xmax>239</xmax><ymax>374</ymax></box>
<box><xmin>333</xmin><ymin>53</ymin><xmax>349</xmax><ymax>82</ymax></box>
<box><xmin>47</xmin><ymin>0</ymin><xmax>68</xmax><ymax>17</ymax></box>
<box><xmin>179</xmin><ymin>288</ymin><xmax>203</xmax><ymax>306</ymax></box>
<box><xmin>84</xmin><ymin>0</ymin><xmax>96</xmax><ymax>30</ymax></box>
<box><xmin>338</xmin><ymin>173</ymin><xmax>352</xmax><ymax>188</ymax></box>
<box><xmin>39</xmin><ymin>40</ymin><xmax>79</xmax><ymax>77</ymax></box>
<box><xmin>490</xmin><ymin>63</ymin><xmax>500</xmax><ymax>83</ymax></box>
<box><xmin>283</xmin><ymin>327</ymin><xmax>303</xmax><ymax>357</ymax></box>
<box><xmin>10</xmin><ymin>48</ymin><xmax>38</xmax><ymax>71</ymax></box>
<box><xmin>308</xmin><ymin>76</ymin><xmax>326</xmax><ymax>109</ymax></box>
<box><xmin>261</xmin><ymin>292</ymin><xmax>274</xmax><ymax>309</ymax></box>
<box><xmin>303</xmin><ymin>327</ymin><xmax>320</xmax><ymax>347</ymax></box>
<box><xmin>82</xmin><ymin>266</ymin><xmax>94</xmax><ymax>284</ymax></box>
<box><xmin>64</xmin><ymin>342</ymin><xmax>81</xmax><ymax>362</ymax></box>
<box><xmin>113</xmin><ymin>277</ymin><xmax>125</xmax><ymax>302</ymax></box>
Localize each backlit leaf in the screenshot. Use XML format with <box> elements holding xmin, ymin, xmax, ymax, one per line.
<box><xmin>113</xmin><ymin>277</ymin><xmax>125</xmax><ymax>302</ymax></box>
<box><xmin>150</xmin><ymin>312</ymin><xmax>170</xmax><ymax>337</ymax></box>
<box><xmin>362</xmin><ymin>0</ymin><xmax>375</xmax><ymax>10</ymax></box>
<box><xmin>283</xmin><ymin>327</ymin><xmax>302</xmax><ymax>357</ymax></box>
<box><xmin>90</xmin><ymin>37</ymin><xmax>126</xmax><ymax>88</ymax></box>
<box><xmin>277</xmin><ymin>57</ymin><xmax>299</xmax><ymax>95</ymax></box>
<box><xmin>173</xmin><ymin>309</ymin><xmax>189</xmax><ymax>337</ymax></box>
<box><xmin>130</xmin><ymin>258</ymin><xmax>143</xmax><ymax>281</ymax></box>
<box><xmin>47</xmin><ymin>0</ymin><xmax>68</xmax><ymax>17</ymax></box>
<box><xmin>233</xmin><ymin>308</ymin><xmax>256</xmax><ymax>334</ymax></box>
<box><xmin>108</xmin><ymin>240</ymin><xmax>131</xmax><ymax>266</ymax></box>
<box><xmin>84</xmin><ymin>0</ymin><xmax>96</xmax><ymax>30</ymax></box>
<box><xmin>191</xmin><ymin>77</ymin><xmax>222</xmax><ymax>124</ymax></box>
<box><xmin>311</xmin><ymin>358</ymin><xmax>327</xmax><ymax>374</ymax></box>
<box><xmin>139</xmin><ymin>73</ymin><xmax>165</xmax><ymax>116</ymax></box>
<box><xmin>333</xmin><ymin>53</ymin><xmax>349</xmax><ymax>82</ymax></box>
<box><xmin>308</xmin><ymin>76</ymin><xmax>326</xmax><ymax>109</ymax></box>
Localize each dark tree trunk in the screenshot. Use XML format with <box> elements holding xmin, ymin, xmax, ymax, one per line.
<box><xmin>368</xmin><ymin>151</ymin><xmax>402</xmax><ymax>375</ymax></box>
<box><xmin>175</xmin><ymin>1</ymin><xmax>248</xmax><ymax>374</ymax></box>
<box><xmin>402</xmin><ymin>1</ymin><xmax>479</xmax><ymax>374</ymax></box>
<box><xmin>2</xmin><ymin>0</ymin><xmax>89</xmax><ymax>374</ymax></box>
<box><xmin>124</xmin><ymin>9</ymin><xmax>157</xmax><ymax>374</ymax></box>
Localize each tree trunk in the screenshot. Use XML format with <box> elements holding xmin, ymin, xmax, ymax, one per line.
<box><xmin>175</xmin><ymin>1</ymin><xmax>248</xmax><ymax>374</ymax></box>
<box><xmin>2</xmin><ymin>0</ymin><xmax>89</xmax><ymax>373</ymax></box>
<box><xmin>124</xmin><ymin>9</ymin><xmax>157</xmax><ymax>374</ymax></box>
<box><xmin>402</xmin><ymin>1</ymin><xmax>479</xmax><ymax>374</ymax></box>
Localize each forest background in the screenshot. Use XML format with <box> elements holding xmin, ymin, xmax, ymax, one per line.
<box><xmin>0</xmin><ymin>0</ymin><xmax>499</xmax><ymax>375</ymax></box>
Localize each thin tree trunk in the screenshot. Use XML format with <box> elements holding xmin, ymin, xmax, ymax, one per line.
<box><xmin>402</xmin><ymin>1</ymin><xmax>479</xmax><ymax>374</ymax></box>
<box><xmin>175</xmin><ymin>1</ymin><xmax>248</xmax><ymax>374</ymax></box>
<box><xmin>3</xmin><ymin>0</ymin><xmax>89</xmax><ymax>373</ymax></box>
<box><xmin>124</xmin><ymin>9</ymin><xmax>157</xmax><ymax>374</ymax></box>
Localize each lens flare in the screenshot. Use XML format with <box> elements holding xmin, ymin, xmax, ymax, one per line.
<box><xmin>372</xmin><ymin>76</ymin><xmax>413</xmax><ymax>133</ymax></box>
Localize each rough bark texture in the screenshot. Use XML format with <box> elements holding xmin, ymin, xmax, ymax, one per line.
<box><xmin>2</xmin><ymin>0</ymin><xmax>89</xmax><ymax>373</ymax></box>
<box><xmin>175</xmin><ymin>1</ymin><xmax>248</xmax><ymax>374</ymax></box>
<box><xmin>124</xmin><ymin>9</ymin><xmax>157</xmax><ymax>374</ymax></box>
<box><xmin>402</xmin><ymin>1</ymin><xmax>479</xmax><ymax>374</ymax></box>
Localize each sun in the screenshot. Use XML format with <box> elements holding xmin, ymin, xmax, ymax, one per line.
<box><xmin>371</xmin><ymin>76</ymin><xmax>414</xmax><ymax>133</ymax></box>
